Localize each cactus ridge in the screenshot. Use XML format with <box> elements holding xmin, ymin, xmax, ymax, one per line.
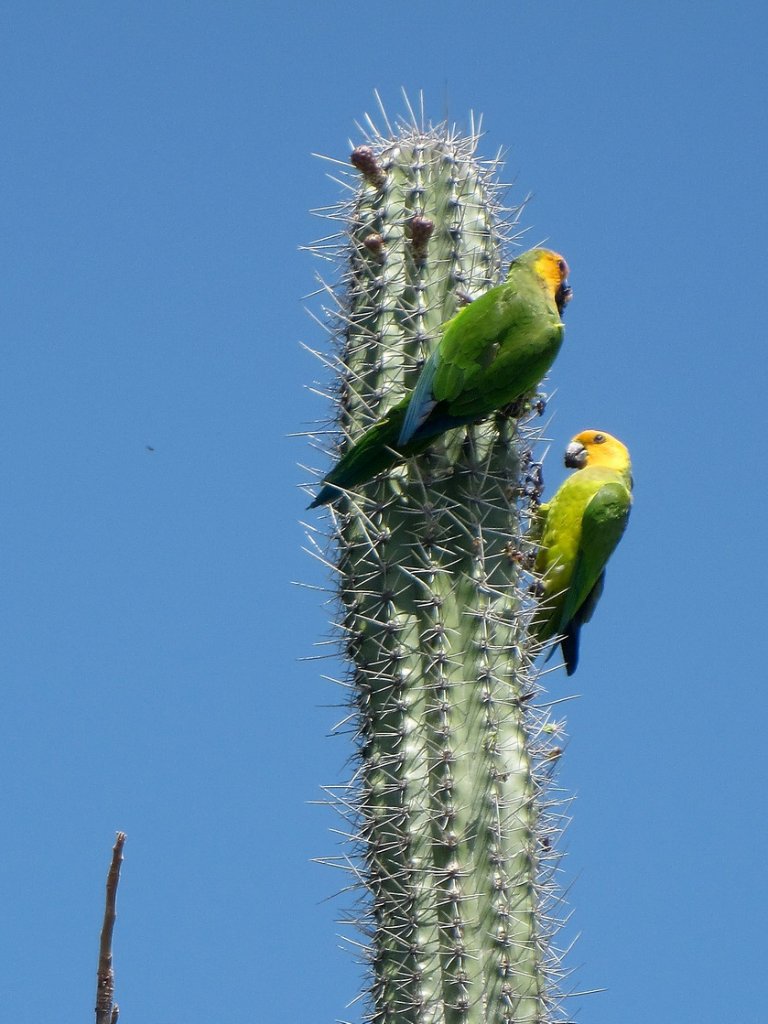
<box><xmin>304</xmin><ymin>95</ymin><xmax>575</xmax><ymax>1024</ymax></box>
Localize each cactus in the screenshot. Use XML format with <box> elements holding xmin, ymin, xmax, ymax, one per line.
<box><xmin>305</xmin><ymin>99</ymin><xmax>568</xmax><ymax>1024</ymax></box>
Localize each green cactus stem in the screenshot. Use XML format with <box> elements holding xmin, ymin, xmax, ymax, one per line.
<box><xmin>305</xmin><ymin>99</ymin><xmax>569</xmax><ymax>1024</ymax></box>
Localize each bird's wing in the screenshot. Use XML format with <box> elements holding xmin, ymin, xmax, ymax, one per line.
<box><xmin>556</xmin><ymin>480</ymin><xmax>631</xmax><ymax>637</ymax></box>
<box><xmin>399</xmin><ymin>288</ymin><xmax>535</xmax><ymax>446</ymax></box>
<box><xmin>400</xmin><ymin>273</ymin><xmax>561</xmax><ymax>444</ymax></box>
<box><xmin>436</xmin><ymin>316</ymin><xmax>563</xmax><ymax>421</ymax></box>
<box><xmin>398</xmin><ymin>348</ymin><xmax>440</xmax><ymax>446</ymax></box>
<box><xmin>573</xmin><ymin>570</ymin><xmax>606</xmax><ymax>626</ymax></box>
<box><xmin>557</xmin><ymin>571</ymin><xmax>605</xmax><ymax>674</ymax></box>
<box><xmin>432</xmin><ymin>288</ymin><xmax>535</xmax><ymax>405</ymax></box>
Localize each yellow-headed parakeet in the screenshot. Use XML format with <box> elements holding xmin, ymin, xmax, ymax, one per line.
<box><xmin>309</xmin><ymin>248</ymin><xmax>572</xmax><ymax>507</ymax></box>
<box><xmin>532</xmin><ymin>429</ymin><xmax>633</xmax><ymax>675</ymax></box>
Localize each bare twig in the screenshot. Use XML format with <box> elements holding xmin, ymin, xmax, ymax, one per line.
<box><xmin>95</xmin><ymin>832</ymin><xmax>126</xmax><ymax>1024</ymax></box>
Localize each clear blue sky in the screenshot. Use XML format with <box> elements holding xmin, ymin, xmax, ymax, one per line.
<box><xmin>1</xmin><ymin>3</ymin><xmax>766</xmax><ymax>1021</ymax></box>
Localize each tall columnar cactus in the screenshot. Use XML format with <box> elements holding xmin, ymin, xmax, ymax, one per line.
<box><xmin>306</xmin><ymin>104</ymin><xmax>568</xmax><ymax>1024</ymax></box>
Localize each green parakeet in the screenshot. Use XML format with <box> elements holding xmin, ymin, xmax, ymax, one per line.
<box><xmin>532</xmin><ymin>429</ymin><xmax>633</xmax><ymax>675</ymax></box>
<box><xmin>309</xmin><ymin>248</ymin><xmax>572</xmax><ymax>507</ymax></box>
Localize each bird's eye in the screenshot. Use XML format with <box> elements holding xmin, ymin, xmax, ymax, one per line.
<box><xmin>557</xmin><ymin>259</ymin><xmax>566</xmax><ymax>275</ymax></box>
<box><xmin>594</xmin><ymin>433</ymin><xmax>606</xmax><ymax>444</ymax></box>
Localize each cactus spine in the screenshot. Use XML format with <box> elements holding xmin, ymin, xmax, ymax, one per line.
<box><xmin>307</xmin><ymin>104</ymin><xmax>566</xmax><ymax>1024</ymax></box>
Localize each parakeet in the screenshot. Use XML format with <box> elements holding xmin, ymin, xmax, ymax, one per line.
<box><xmin>532</xmin><ymin>430</ymin><xmax>633</xmax><ymax>675</ymax></box>
<box><xmin>309</xmin><ymin>248</ymin><xmax>572</xmax><ymax>507</ymax></box>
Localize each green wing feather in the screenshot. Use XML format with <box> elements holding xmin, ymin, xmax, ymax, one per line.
<box><xmin>433</xmin><ymin>279</ymin><xmax>563</xmax><ymax>418</ymax></box>
<box><xmin>556</xmin><ymin>481</ymin><xmax>631</xmax><ymax>637</ymax></box>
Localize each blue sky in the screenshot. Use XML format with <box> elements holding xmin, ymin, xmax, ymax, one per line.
<box><xmin>1</xmin><ymin>3</ymin><xmax>766</xmax><ymax>1021</ymax></box>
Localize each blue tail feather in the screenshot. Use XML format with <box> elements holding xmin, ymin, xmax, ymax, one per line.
<box><xmin>398</xmin><ymin>350</ymin><xmax>440</xmax><ymax>446</ymax></box>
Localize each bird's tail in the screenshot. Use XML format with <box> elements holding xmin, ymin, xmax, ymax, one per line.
<box><xmin>539</xmin><ymin>626</ymin><xmax>579</xmax><ymax>675</ymax></box>
<box><xmin>559</xmin><ymin>626</ymin><xmax>580</xmax><ymax>676</ymax></box>
<box><xmin>308</xmin><ymin>407</ymin><xmax>407</xmax><ymax>508</ymax></box>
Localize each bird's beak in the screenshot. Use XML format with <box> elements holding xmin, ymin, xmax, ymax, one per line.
<box><xmin>556</xmin><ymin>280</ymin><xmax>572</xmax><ymax>315</ymax></box>
<box><xmin>564</xmin><ymin>440</ymin><xmax>587</xmax><ymax>469</ymax></box>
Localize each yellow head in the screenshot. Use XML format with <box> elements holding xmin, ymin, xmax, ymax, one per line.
<box><xmin>532</xmin><ymin>249</ymin><xmax>572</xmax><ymax>314</ymax></box>
<box><xmin>564</xmin><ymin>430</ymin><xmax>632</xmax><ymax>474</ymax></box>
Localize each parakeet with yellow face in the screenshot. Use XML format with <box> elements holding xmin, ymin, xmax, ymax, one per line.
<box><xmin>532</xmin><ymin>430</ymin><xmax>633</xmax><ymax>674</ymax></box>
<box><xmin>309</xmin><ymin>248</ymin><xmax>571</xmax><ymax>507</ymax></box>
